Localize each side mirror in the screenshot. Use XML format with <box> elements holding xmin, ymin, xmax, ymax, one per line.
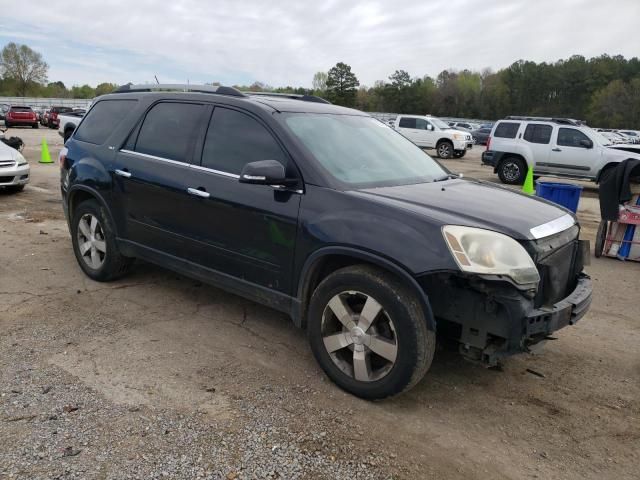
<box><xmin>427</xmin><ymin>124</ymin><xmax>434</xmax><ymax>131</ymax></box>
<box><xmin>579</xmin><ymin>139</ymin><xmax>593</xmax><ymax>149</ymax></box>
<box><xmin>239</xmin><ymin>160</ymin><xmax>297</xmax><ymax>186</ymax></box>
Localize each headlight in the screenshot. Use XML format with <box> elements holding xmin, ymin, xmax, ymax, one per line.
<box><xmin>442</xmin><ymin>225</ymin><xmax>540</xmax><ymax>286</ymax></box>
<box><xmin>16</xmin><ymin>153</ymin><xmax>28</xmax><ymax>166</ymax></box>
<box><xmin>452</xmin><ymin>133</ymin><xmax>463</xmax><ymax>140</ymax></box>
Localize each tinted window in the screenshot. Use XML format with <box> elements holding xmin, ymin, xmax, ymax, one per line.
<box><xmin>494</xmin><ymin>122</ymin><xmax>520</xmax><ymax>138</ymax></box>
<box><xmin>74</xmin><ymin>100</ymin><xmax>137</xmax><ymax>145</ymax></box>
<box><xmin>10</xmin><ymin>106</ymin><xmax>33</xmax><ymax>112</ymax></box>
<box><xmin>399</xmin><ymin>117</ymin><xmax>416</xmax><ymax>129</ymax></box>
<box><xmin>480</xmin><ymin>128</ymin><xmax>492</xmax><ymax>134</ymax></box>
<box><xmin>523</xmin><ymin>124</ymin><xmax>552</xmax><ymax>144</ymax></box>
<box><xmin>201</xmin><ymin>108</ymin><xmax>286</xmax><ymax>174</ymax></box>
<box><xmin>557</xmin><ymin>128</ymin><xmax>590</xmax><ymax>147</ymax></box>
<box><xmin>135</xmin><ymin>102</ymin><xmax>204</xmax><ymax>161</ymax></box>
<box><xmin>415</xmin><ymin>118</ymin><xmax>429</xmax><ymax>130</ymax></box>
<box><xmin>52</xmin><ymin>107</ymin><xmax>73</xmax><ymax>113</ymax></box>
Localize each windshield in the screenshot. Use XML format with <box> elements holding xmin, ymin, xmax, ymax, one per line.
<box><xmin>284</xmin><ymin>114</ymin><xmax>447</xmax><ymax>187</ymax></box>
<box><xmin>430</xmin><ymin>118</ymin><xmax>451</xmax><ymax>130</ymax></box>
<box><xmin>586</xmin><ymin>128</ymin><xmax>613</xmax><ymax>146</ymax></box>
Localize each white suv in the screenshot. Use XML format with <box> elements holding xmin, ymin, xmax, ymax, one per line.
<box><xmin>482</xmin><ymin>116</ymin><xmax>640</xmax><ymax>184</ymax></box>
<box><xmin>393</xmin><ymin>115</ymin><xmax>473</xmax><ymax>158</ymax></box>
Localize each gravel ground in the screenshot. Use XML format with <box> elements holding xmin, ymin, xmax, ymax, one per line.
<box><xmin>1</xmin><ymin>128</ymin><xmax>639</xmax><ymax>479</ymax></box>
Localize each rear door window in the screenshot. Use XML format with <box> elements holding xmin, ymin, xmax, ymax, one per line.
<box><xmin>557</xmin><ymin>128</ymin><xmax>590</xmax><ymax>147</ymax></box>
<box><xmin>134</xmin><ymin>102</ymin><xmax>205</xmax><ymax>162</ymax></box>
<box><xmin>494</xmin><ymin>122</ymin><xmax>520</xmax><ymax>138</ymax></box>
<box><xmin>201</xmin><ymin>107</ymin><xmax>287</xmax><ymax>175</ymax></box>
<box><xmin>74</xmin><ymin>99</ymin><xmax>137</xmax><ymax>145</ymax></box>
<box><xmin>523</xmin><ymin>124</ymin><xmax>553</xmax><ymax>144</ymax></box>
<box><xmin>398</xmin><ymin>117</ymin><xmax>416</xmax><ymax>129</ymax></box>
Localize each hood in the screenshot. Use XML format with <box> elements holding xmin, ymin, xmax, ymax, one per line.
<box><xmin>0</xmin><ymin>139</ymin><xmax>20</xmax><ymax>161</ymax></box>
<box><xmin>351</xmin><ymin>178</ymin><xmax>572</xmax><ymax>240</ymax></box>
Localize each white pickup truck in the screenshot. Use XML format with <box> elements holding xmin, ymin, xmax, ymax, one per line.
<box><xmin>57</xmin><ymin>109</ymin><xmax>87</xmax><ymax>142</ymax></box>
<box><xmin>393</xmin><ymin>114</ymin><xmax>473</xmax><ymax>158</ymax></box>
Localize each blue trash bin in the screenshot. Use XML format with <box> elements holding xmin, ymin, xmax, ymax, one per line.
<box><xmin>535</xmin><ymin>182</ymin><xmax>583</xmax><ymax>213</ymax></box>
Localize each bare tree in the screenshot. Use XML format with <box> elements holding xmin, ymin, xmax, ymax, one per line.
<box><xmin>312</xmin><ymin>71</ymin><xmax>328</xmax><ymax>94</ymax></box>
<box><xmin>0</xmin><ymin>42</ymin><xmax>48</xmax><ymax>96</ymax></box>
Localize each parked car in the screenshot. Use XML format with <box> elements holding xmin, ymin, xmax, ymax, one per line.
<box><xmin>58</xmin><ymin>110</ymin><xmax>87</xmax><ymax>142</ymax></box>
<box><xmin>0</xmin><ymin>127</ymin><xmax>30</xmax><ymax>192</ymax></box>
<box><xmin>470</xmin><ymin>127</ymin><xmax>492</xmax><ymax>145</ymax></box>
<box><xmin>4</xmin><ymin>106</ymin><xmax>39</xmax><ymax>129</ymax></box>
<box><xmin>47</xmin><ymin>106</ymin><xmax>74</xmax><ymax>129</ymax></box>
<box><xmin>450</xmin><ymin>121</ymin><xmax>480</xmax><ymax>132</ymax></box>
<box><xmin>482</xmin><ymin>116</ymin><xmax>640</xmax><ymax>184</ymax></box>
<box><xmin>393</xmin><ymin>114</ymin><xmax>473</xmax><ymax>158</ymax></box>
<box><xmin>60</xmin><ymin>84</ymin><xmax>592</xmax><ymax>399</ymax></box>
<box><xmin>0</xmin><ymin>104</ymin><xmax>10</xmax><ymax>122</ymax></box>
<box><xmin>618</xmin><ymin>130</ymin><xmax>640</xmax><ymax>143</ymax></box>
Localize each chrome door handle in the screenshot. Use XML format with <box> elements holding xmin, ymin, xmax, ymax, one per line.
<box><xmin>187</xmin><ymin>187</ymin><xmax>210</xmax><ymax>198</ymax></box>
<box><xmin>115</xmin><ymin>169</ymin><xmax>131</xmax><ymax>178</ymax></box>
<box><xmin>552</xmin><ymin>148</ymin><xmax>562</xmax><ymax>152</ymax></box>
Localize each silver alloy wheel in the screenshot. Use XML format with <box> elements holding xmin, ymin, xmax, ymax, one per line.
<box><xmin>438</xmin><ymin>143</ymin><xmax>451</xmax><ymax>158</ymax></box>
<box><xmin>503</xmin><ymin>161</ymin><xmax>521</xmax><ymax>182</ymax></box>
<box><xmin>321</xmin><ymin>291</ymin><xmax>398</xmax><ymax>382</ymax></box>
<box><xmin>77</xmin><ymin>213</ymin><xmax>106</xmax><ymax>269</ymax></box>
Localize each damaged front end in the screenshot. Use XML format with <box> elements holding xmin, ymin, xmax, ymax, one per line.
<box><xmin>421</xmin><ymin>224</ymin><xmax>592</xmax><ymax>365</ymax></box>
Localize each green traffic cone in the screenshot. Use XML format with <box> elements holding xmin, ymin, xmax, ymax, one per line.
<box><xmin>40</xmin><ymin>138</ymin><xmax>53</xmax><ymax>164</ymax></box>
<box><xmin>522</xmin><ymin>163</ymin><xmax>535</xmax><ymax>195</ymax></box>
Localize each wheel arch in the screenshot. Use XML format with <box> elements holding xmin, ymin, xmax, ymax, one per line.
<box><xmin>67</xmin><ymin>185</ymin><xmax>119</xmax><ymax>237</ymax></box>
<box><xmin>436</xmin><ymin>137</ymin><xmax>453</xmax><ymax>146</ymax></box>
<box><xmin>294</xmin><ymin>247</ymin><xmax>436</xmax><ymax>332</ymax></box>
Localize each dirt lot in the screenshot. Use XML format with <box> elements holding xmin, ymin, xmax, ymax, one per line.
<box><xmin>1</xmin><ymin>128</ymin><xmax>638</xmax><ymax>479</ymax></box>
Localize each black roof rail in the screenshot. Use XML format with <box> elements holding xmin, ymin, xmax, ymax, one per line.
<box><xmin>113</xmin><ymin>83</ymin><xmax>246</xmax><ymax>97</ymax></box>
<box><xmin>245</xmin><ymin>91</ymin><xmax>331</xmax><ymax>104</ymax></box>
<box><xmin>504</xmin><ymin>115</ymin><xmax>585</xmax><ymax>126</ymax></box>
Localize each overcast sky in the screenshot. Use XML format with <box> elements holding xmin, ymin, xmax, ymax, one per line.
<box><xmin>1</xmin><ymin>0</ymin><xmax>638</xmax><ymax>88</ymax></box>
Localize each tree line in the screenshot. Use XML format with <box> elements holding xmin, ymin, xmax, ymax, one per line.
<box><xmin>2</xmin><ymin>41</ymin><xmax>639</xmax><ymax>128</ymax></box>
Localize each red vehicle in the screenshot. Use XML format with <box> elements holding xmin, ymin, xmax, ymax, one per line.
<box><xmin>4</xmin><ymin>106</ymin><xmax>39</xmax><ymax>129</ymax></box>
<box><xmin>47</xmin><ymin>106</ymin><xmax>74</xmax><ymax>129</ymax></box>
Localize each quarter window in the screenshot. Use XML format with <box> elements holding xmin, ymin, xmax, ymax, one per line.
<box><xmin>494</xmin><ymin>122</ymin><xmax>520</xmax><ymax>138</ymax></box>
<box><xmin>523</xmin><ymin>124</ymin><xmax>552</xmax><ymax>144</ymax></box>
<box><xmin>398</xmin><ymin>117</ymin><xmax>416</xmax><ymax>129</ymax></box>
<box><xmin>557</xmin><ymin>128</ymin><xmax>590</xmax><ymax>147</ymax></box>
<box><xmin>135</xmin><ymin>102</ymin><xmax>204</xmax><ymax>161</ymax></box>
<box><xmin>74</xmin><ymin>100</ymin><xmax>137</xmax><ymax>145</ymax></box>
<box><xmin>201</xmin><ymin>108</ymin><xmax>286</xmax><ymax>174</ymax></box>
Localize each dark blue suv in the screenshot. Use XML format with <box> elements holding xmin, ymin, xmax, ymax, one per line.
<box><xmin>60</xmin><ymin>84</ymin><xmax>592</xmax><ymax>399</ymax></box>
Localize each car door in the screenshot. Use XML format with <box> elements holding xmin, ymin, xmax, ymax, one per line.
<box><xmin>180</xmin><ymin>106</ymin><xmax>301</xmax><ymax>294</ymax></box>
<box><xmin>547</xmin><ymin>127</ymin><xmax>600</xmax><ymax>177</ymax></box>
<box><xmin>521</xmin><ymin>123</ymin><xmax>552</xmax><ymax>170</ymax></box>
<box><xmin>414</xmin><ymin>118</ymin><xmax>434</xmax><ymax>147</ymax></box>
<box><xmin>111</xmin><ymin>101</ymin><xmax>208</xmax><ymax>259</ymax></box>
<box><xmin>396</xmin><ymin>117</ymin><xmax>418</xmax><ymax>142</ymax></box>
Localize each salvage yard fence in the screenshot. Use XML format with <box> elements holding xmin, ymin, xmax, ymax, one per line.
<box><xmin>0</xmin><ymin>97</ymin><xmax>92</xmax><ymax>109</ymax></box>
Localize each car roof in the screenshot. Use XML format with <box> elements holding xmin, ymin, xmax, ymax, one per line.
<box><xmin>100</xmin><ymin>90</ymin><xmax>365</xmax><ymax>116</ymax></box>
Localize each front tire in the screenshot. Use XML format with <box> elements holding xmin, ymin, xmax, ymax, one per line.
<box><xmin>71</xmin><ymin>199</ymin><xmax>133</xmax><ymax>281</ymax></box>
<box><xmin>307</xmin><ymin>265</ymin><xmax>435</xmax><ymax>400</ymax></box>
<box><xmin>436</xmin><ymin>141</ymin><xmax>453</xmax><ymax>159</ymax></box>
<box><xmin>498</xmin><ymin>157</ymin><xmax>527</xmax><ymax>184</ymax></box>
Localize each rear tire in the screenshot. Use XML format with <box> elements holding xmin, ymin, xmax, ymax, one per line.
<box><xmin>498</xmin><ymin>157</ymin><xmax>527</xmax><ymax>184</ymax></box>
<box><xmin>70</xmin><ymin>199</ymin><xmax>134</xmax><ymax>282</ymax></box>
<box><xmin>307</xmin><ymin>265</ymin><xmax>435</xmax><ymax>400</ymax></box>
<box><xmin>436</xmin><ymin>141</ymin><xmax>453</xmax><ymax>159</ymax></box>
<box><xmin>32</xmin><ymin>123</ymin><xmax>39</xmax><ymax>129</ymax></box>
<box><xmin>4</xmin><ymin>121</ymin><xmax>10</xmax><ymax>129</ymax></box>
